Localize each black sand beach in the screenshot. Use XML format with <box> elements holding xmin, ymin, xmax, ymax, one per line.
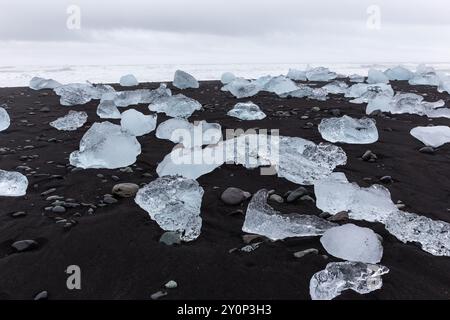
<box><xmin>0</xmin><ymin>80</ymin><xmax>449</xmax><ymax>300</ymax></box>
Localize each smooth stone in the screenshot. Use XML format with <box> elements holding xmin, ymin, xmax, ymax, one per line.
<box><xmin>103</xmin><ymin>196</ymin><xmax>118</xmax><ymax>204</ymax></box>
<box><xmin>269</xmin><ymin>194</ymin><xmax>284</xmax><ymax>203</ymax></box>
<box><xmin>112</xmin><ymin>183</ymin><xmax>139</xmax><ymax>198</ymax></box>
<box><xmin>286</xmin><ymin>187</ymin><xmax>308</xmax><ymax>202</ymax></box>
<box><xmin>34</xmin><ymin>291</ymin><xmax>48</xmax><ymax>300</ymax></box>
<box><xmin>419</xmin><ymin>146</ymin><xmax>435</xmax><ymax>154</ymax></box>
<box><xmin>159</xmin><ymin>232</ymin><xmax>181</xmax><ymax>245</ymax></box>
<box><xmin>379</xmin><ymin>176</ymin><xmax>393</xmax><ymax>184</ymax></box>
<box><xmin>12</xmin><ymin>240</ymin><xmax>38</xmax><ymax>252</ymax></box>
<box><xmin>41</xmin><ymin>188</ymin><xmax>56</xmax><ymax>196</ymax></box>
<box><xmin>151</xmin><ymin>290</ymin><xmax>167</xmax><ymax>300</ymax></box>
<box><xmin>52</xmin><ymin>206</ymin><xmax>66</xmax><ymax>213</ymax></box>
<box><xmin>327</xmin><ymin>211</ymin><xmax>349</xmax><ymax>222</ymax></box>
<box><xmin>11</xmin><ymin>211</ymin><xmax>27</xmax><ymax>218</ymax></box>
<box><xmin>220</xmin><ymin>187</ymin><xmax>251</xmax><ymax>205</ymax></box>
<box><xmin>362</xmin><ymin>150</ymin><xmax>377</xmax><ymax>161</ymax></box>
<box><xmin>164</xmin><ymin>280</ymin><xmax>178</xmax><ymax>289</ymax></box>
<box><xmin>293</xmin><ymin>248</ymin><xmax>319</xmax><ymax>258</ymax></box>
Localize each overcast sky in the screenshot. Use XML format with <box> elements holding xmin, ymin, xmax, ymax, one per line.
<box><xmin>0</xmin><ymin>0</ymin><xmax>449</xmax><ymax>65</ymax></box>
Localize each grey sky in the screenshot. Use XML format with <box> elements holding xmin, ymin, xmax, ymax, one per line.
<box><xmin>0</xmin><ymin>0</ymin><xmax>449</xmax><ymax>65</ymax></box>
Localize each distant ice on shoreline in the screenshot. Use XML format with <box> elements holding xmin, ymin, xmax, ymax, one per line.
<box><xmin>1</xmin><ymin>62</ymin><xmax>450</xmax><ymax>88</ymax></box>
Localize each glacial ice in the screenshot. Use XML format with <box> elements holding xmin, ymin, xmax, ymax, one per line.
<box><xmin>262</xmin><ymin>76</ymin><xmax>298</xmax><ymax>95</ymax></box>
<box><xmin>0</xmin><ymin>106</ymin><xmax>10</xmax><ymax>132</ymax></box>
<box><xmin>367</xmin><ymin>69</ymin><xmax>389</xmax><ymax>84</ymax></box>
<box><xmin>309</xmin><ymin>262</ymin><xmax>389</xmax><ymax>300</ymax></box>
<box><xmin>50</xmin><ymin>110</ymin><xmax>88</xmax><ymax>131</ymax></box>
<box><xmin>173</xmin><ymin>70</ymin><xmax>199</xmax><ymax>89</ymax></box>
<box><xmin>221</xmin><ymin>72</ymin><xmax>236</xmax><ymax>84</ymax></box>
<box><xmin>156</xmin><ymin>118</ymin><xmax>222</xmax><ymax>148</ymax></box>
<box><xmin>287</xmin><ymin>68</ymin><xmax>307</xmax><ymax>81</ymax></box>
<box><xmin>112</xmin><ymin>84</ymin><xmax>172</xmax><ymax>107</ymax></box>
<box><xmin>96</xmin><ymin>100</ymin><xmax>121</xmax><ymax>119</ymax></box>
<box><xmin>320</xmin><ymin>224</ymin><xmax>383</xmax><ymax>263</ymax></box>
<box><xmin>305</xmin><ymin>67</ymin><xmax>337</xmax><ymax>82</ymax></box>
<box><xmin>346</xmin><ymin>83</ymin><xmax>394</xmax><ymax>104</ymax></box>
<box><xmin>222</xmin><ymin>78</ymin><xmax>261</xmax><ymax>98</ymax></box>
<box><xmin>54</xmin><ymin>83</ymin><xmax>115</xmax><ymax>106</ymax></box>
<box><xmin>438</xmin><ymin>77</ymin><xmax>450</xmax><ymax>94</ymax></box>
<box><xmin>149</xmin><ymin>94</ymin><xmax>202</xmax><ymax>118</ymax></box>
<box><xmin>70</xmin><ymin>121</ymin><xmax>141</xmax><ymax>169</ymax></box>
<box><xmin>322</xmin><ymin>81</ymin><xmax>348</xmax><ymax>94</ymax></box>
<box><xmin>384</xmin><ymin>66</ymin><xmax>414</xmax><ymax>81</ymax></box>
<box><xmin>120</xmin><ymin>109</ymin><xmax>157</xmax><ymax>136</ymax></box>
<box><xmin>119</xmin><ymin>74</ymin><xmax>139</xmax><ymax>87</ymax></box>
<box><xmin>409</xmin><ymin>64</ymin><xmax>440</xmax><ymax>86</ymax></box>
<box><xmin>280</xmin><ymin>85</ymin><xmax>328</xmax><ymax>101</ymax></box>
<box><xmin>227</xmin><ymin>102</ymin><xmax>266</xmax><ymax>120</ymax></box>
<box><xmin>134</xmin><ymin>175</ymin><xmax>204</xmax><ymax>242</ymax></box>
<box><xmin>318</xmin><ymin>115</ymin><xmax>379</xmax><ymax>144</ymax></box>
<box><xmin>29</xmin><ymin>77</ymin><xmax>61</xmax><ymax>90</ymax></box>
<box><xmin>349</xmin><ymin>74</ymin><xmax>365</xmax><ymax>83</ymax></box>
<box><xmin>0</xmin><ymin>169</ymin><xmax>28</xmax><ymax>197</ymax></box>
<box><xmin>410</xmin><ymin>126</ymin><xmax>450</xmax><ymax>148</ymax></box>
<box><xmin>242</xmin><ymin>189</ymin><xmax>337</xmax><ymax>240</ymax></box>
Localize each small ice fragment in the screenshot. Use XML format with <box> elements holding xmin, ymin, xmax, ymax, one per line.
<box><xmin>263</xmin><ymin>76</ymin><xmax>298</xmax><ymax>95</ymax></box>
<box><xmin>320</xmin><ymin>224</ymin><xmax>383</xmax><ymax>263</ymax></box>
<box><xmin>367</xmin><ymin>69</ymin><xmax>389</xmax><ymax>84</ymax></box>
<box><xmin>318</xmin><ymin>115</ymin><xmax>378</xmax><ymax>144</ymax></box>
<box><xmin>173</xmin><ymin>70</ymin><xmax>199</xmax><ymax>89</ymax></box>
<box><xmin>149</xmin><ymin>94</ymin><xmax>202</xmax><ymax>118</ymax></box>
<box><xmin>97</xmin><ymin>100</ymin><xmax>121</xmax><ymax>119</ymax></box>
<box><xmin>29</xmin><ymin>77</ymin><xmax>61</xmax><ymax>90</ymax></box>
<box><xmin>70</xmin><ymin>122</ymin><xmax>141</xmax><ymax>169</ymax></box>
<box><xmin>119</xmin><ymin>74</ymin><xmax>139</xmax><ymax>87</ymax></box>
<box><xmin>50</xmin><ymin>110</ymin><xmax>88</xmax><ymax>131</ymax></box>
<box><xmin>0</xmin><ymin>106</ymin><xmax>11</xmax><ymax>132</ymax></box>
<box><xmin>221</xmin><ymin>72</ymin><xmax>236</xmax><ymax>84</ymax></box>
<box><xmin>242</xmin><ymin>189</ymin><xmax>337</xmax><ymax>240</ymax></box>
<box><xmin>0</xmin><ymin>169</ymin><xmax>28</xmax><ymax>197</ymax></box>
<box><xmin>120</xmin><ymin>109</ymin><xmax>157</xmax><ymax>136</ymax></box>
<box><xmin>134</xmin><ymin>175</ymin><xmax>204</xmax><ymax>241</ymax></box>
<box><xmin>410</xmin><ymin>126</ymin><xmax>450</xmax><ymax>148</ymax></box>
<box><xmin>309</xmin><ymin>262</ymin><xmax>389</xmax><ymax>300</ymax></box>
<box><xmin>222</xmin><ymin>78</ymin><xmax>260</xmax><ymax>98</ymax></box>
<box><xmin>227</xmin><ymin>102</ymin><xmax>266</xmax><ymax>120</ymax></box>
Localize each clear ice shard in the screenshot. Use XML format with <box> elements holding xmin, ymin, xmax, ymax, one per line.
<box><xmin>366</xmin><ymin>92</ymin><xmax>448</xmax><ymax>118</ymax></box>
<box><xmin>0</xmin><ymin>169</ymin><xmax>28</xmax><ymax>197</ymax></box>
<box><xmin>286</xmin><ymin>68</ymin><xmax>307</xmax><ymax>81</ymax></box>
<box><xmin>156</xmin><ymin>134</ymin><xmax>347</xmax><ymax>184</ymax></box>
<box><xmin>438</xmin><ymin>76</ymin><xmax>450</xmax><ymax>94</ymax></box>
<box><xmin>227</xmin><ymin>102</ymin><xmax>266</xmax><ymax>120</ymax></box>
<box><xmin>0</xmin><ymin>106</ymin><xmax>11</xmax><ymax>132</ymax></box>
<box><xmin>173</xmin><ymin>70</ymin><xmax>199</xmax><ymax>89</ymax></box>
<box><xmin>262</xmin><ymin>76</ymin><xmax>298</xmax><ymax>95</ymax></box>
<box><xmin>54</xmin><ymin>83</ymin><xmax>115</xmax><ymax>106</ymax></box>
<box><xmin>346</xmin><ymin>83</ymin><xmax>394</xmax><ymax>104</ymax></box>
<box><xmin>384</xmin><ymin>66</ymin><xmax>414</xmax><ymax>81</ymax></box>
<box><xmin>410</xmin><ymin>126</ymin><xmax>450</xmax><ymax>148</ymax></box>
<box><xmin>221</xmin><ymin>72</ymin><xmax>236</xmax><ymax>84</ymax></box>
<box><xmin>320</xmin><ymin>224</ymin><xmax>383</xmax><ymax>263</ymax></box>
<box><xmin>367</xmin><ymin>69</ymin><xmax>389</xmax><ymax>84</ymax></box>
<box><xmin>322</xmin><ymin>81</ymin><xmax>348</xmax><ymax>94</ymax></box>
<box><xmin>70</xmin><ymin>121</ymin><xmax>141</xmax><ymax>169</ymax></box>
<box><xmin>242</xmin><ymin>189</ymin><xmax>337</xmax><ymax>240</ymax></box>
<box><xmin>149</xmin><ymin>94</ymin><xmax>202</xmax><ymax>118</ymax></box>
<box><xmin>134</xmin><ymin>175</ymin><xmax>204</xmax><ymax>242</ymax></box>
<box><xmin>305</xmin><ymin>67</ymin><xmax>337</xmax><ymax>81</ymax></box>
<box><xmin>96</xmin><ymin>100</ymin><xmax>121</xmax><ymax>119</ymax></box>
<box><xmin>280</xmin><ymin>85</ymin><xmax>328</xmax><ymax>101</ymax></box>
<box><xmin>120</xmin><ymin>109</ymin><xmax>157</xmax><ymax>137</ymax></box>
<box><xmin>119</xmin><ymin>74</ymin><xmax>139</xmax><ymax>87</ymax></box>
<box><xmin>409</xmin><ymin>64</ymin><xmax>440</xmax><ymax>86</ymax></box>
<box><xmin>29</xmin><ymin>77</ymin><xmax>61</xmax><ymax>90</ymax></box>
<box><xmin>318</xmin><ymin>115</ymin><xmax>379</xmax><ymax>144</ymax></box>
<box><xmin>50</xmin><ymin>110</ymin><xmax>88</xmax><ymax>131</ymax></box>
<box><xmin>156</xmin><ymin>118</ymin><xmax>221</xmax><ymax>148</ymax></box>
<box><xmin>348</xmin><ymin>74</ymin><xmax>365</xmax><ymax>83</ymax></box>
<box><xmin>222</xmin><ymin>78</ymin><xmax>261</xmax><ymax>98</ymax></box>
<box><xmin>309</xmin><ymin>262</ymin><xmax>389</xmax><ymax>300</ymax></box>
<box><xmin>113</xmin><ymin>84</ymin><xmax>172</xmax><ymax>107</ymax></box>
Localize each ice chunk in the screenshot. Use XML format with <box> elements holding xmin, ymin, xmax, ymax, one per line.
<box><xmin>280</xmin><ymin>84</ymin><xmax>328</xmax><ymax>101</ymax></box>
<box><xmin>438</xmin><ymin>76</ymin><xmax>450</xmax><ymax>94</ymax></box>
<box><xmin>310</xmin><ymin>262</ymin><xmax>389</xmax><ymax>300</ymax></box>
<box><xmin>347</xmin><ymin>83</ymin><xmax>394</xmax><ymax>104</ymax></box>
<box><xmin>221</xmin><ymin>72</ymin><xmax>236</xmax><ymax>84</ymax></box>
<box><xmin>410</xmin><ymin>126</ymin><xmax>450</xmax><ymax>148</ymax></box>
<box><xmin>242</xmin><ymin>189</ymin><xmax>337</xmax><ymax>240</ymax></box>
<box><xmin>119</xmin><ymin>74</ymin><xmax>139</xmax><ymax>87</ymax></box>
<box><xmin>306</xmin><ymin>67</ymin><xmax>337</xmax><ymax>81</ymax></box>
<box><xmin>134</xmin><ymin>175</ymin><xmax>204</xmax><ymax>241</ymax></box>
<box><xmin>263</xmin><ymin>76</ymin><xmax>298</xmax><ymax>95</ymax></box>
<box><xmin>385</xmin><ymin>210</ymin><xmax>450</xmax><ymax>257</ymax></box>
<box><xmin>318</xmin><ymin>115</ymin><xmax>378</xmax><ymax>144</ymax></box>
<box><xmin>349</xmin><ymin>74</ymin><xmax>365</xmax><ymax>83</ymax></box>
<box><xmin>384</xmin><ymin>66</ymin><xmax>414</xmax><ymax>81</ymax></box>
<box><xmin>287</xmin><ymin>68</ymin><xmax>307</xmax><ymax>81</ymax></box>
<box><xmin>315</xmin><ymin>172</ymin><xmax>398</xmax><ymax>223</ymax></box>
<box><xmin>70</xmin><ymin>121</ymin><xmax>141</xmax><ymax>169</ymax></box>
<box><xmin>50</xmin><ymin>110</ymin><xmax>88</xmax><ymax>131</ymax></box>
<box><xmin>409</xmin><ymin>64</ymin><xmax>440</xmax><ymax>86</ymax></box>
<box><xmin>222</xmin><ymin>78</ymin><xmax>260</xmax><ymax>98</ymax></box>
<box><xmin>156</xmin><ymin>118</ymin><xmax>221</xmax><ymax>148</ymax></box>
<box><xmin>0</xmin><ymin>106</ymin><xmax>11</xmax><ymax>132</ymax></box>
<box><xmin>367</xmin><ymin>69</ymin><xmax>389</xmax><ymax>84</ymax></box>
<box><xmin>149</xmin><ymin>94</ymin><xmax>202</xmax><ymax>118</ymax></box>
<box><xmin>322</xmin><ymin>81</ymin><xmax>348</xmax><ymax>94</ymax></box>
<box><xmin>173</xmin><ymin>70</ymin><xmax>199</xmax><ymax>89</ymax></box>
<box><xmin>54</xmin><ymin>83</ymin><xmax>115</xmax><ymax>106</ymax></box>
<box><xmin>320</xmin><ymin>224</ymin><xmax>383</xmax><ymax>263</ymax></box>
<box><xmin>0</xmin><ymin>169</ymin><xmax>28</xmax><ymax>197</ymax></box>
<box><xmin>227</xmin><ymin>102</ymin><xmax>266</xmax><ymax>120</ymax></box>
<box><xmin>29</xmin><ymin>77</ymin><xmax>61</xmax><ymax>90</ymax></box>
<box><xmin>120</xmin><ymin>109</ymin><xmax>157</xmax><ymax>136</ymax></box>
<box><xmin>97</xmin><ymin>100</ymin><xmax>121</xmax><ymax>119</ymax></box>
<box><xmin>113</xmin><ymin>84</ymin><xmax>172</xmax><ymax>107</ymax></box>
